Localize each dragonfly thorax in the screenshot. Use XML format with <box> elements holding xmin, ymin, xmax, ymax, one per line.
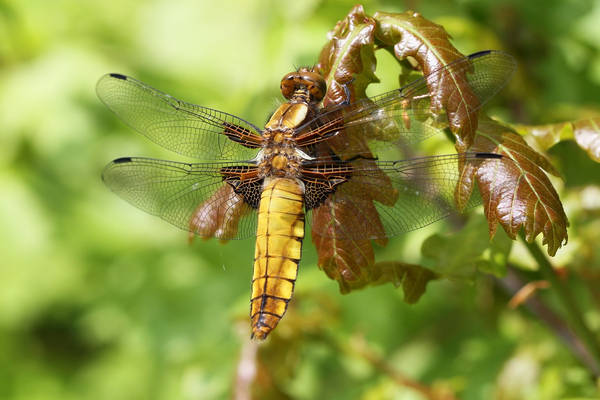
<box><xmin>257</xmin><ymin>92</ymin><xmax>316</xmax><ymax>179</ymax></box>
<box><xmin>258</xmin><ymin>129</ymin><xmax>302</xmax><ymax>178</ymax></box>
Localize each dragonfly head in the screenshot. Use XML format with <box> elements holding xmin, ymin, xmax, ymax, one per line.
<box><xmin>280</xmin><ymin>67</ymin><xmax>326</xmax><ymax>103</ymax></box>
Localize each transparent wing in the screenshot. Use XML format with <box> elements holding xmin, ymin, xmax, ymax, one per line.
<box><xmin>102</xmin><ymin>157</ymin><xmax>257</xmax><ymax>240</ymax></box>
<box><xmin>298</xmin><ymin>50</ymin><xmax>516</xmax><ymax>157</ymax></box>
<box><xmin>308</xmin><ymin>153</ymin><xmax>498</xmax><ymax>239</ymax></box>
<box><xmin>97</xmin><ymin>74</ymin><xmax>263</xmax><ymax>161</ymax></box>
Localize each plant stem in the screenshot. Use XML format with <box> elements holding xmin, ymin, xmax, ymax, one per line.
<box><xmin>324</xmin><ymin>332</ymin><xmax>454</xmax><ymax>400</ymax></box>
<box><xmin>498</xmin><ymin>267</ymin><xmax>600</xmax><ymax>376</ymax></box>
<box><xmin>519</xmin><ymin>231</ymin><xmax>600</xmax><ymax>375</ymax></box>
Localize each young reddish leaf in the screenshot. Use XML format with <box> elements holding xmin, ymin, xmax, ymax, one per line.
<box><xmin>312</xmin><ymin>5</ymin><xmax>400</xmax><ymax>292</ymax></box>
<box><xmin>459</xmin><ymin>117</ymin><xmax>569</xmax><ymax>256</ymax></box>
<box><xmin>514</xmin><ymin>118</ymin><xmax>600</xmax><ymax>162</ymax></box>
<box><xmin>312</xmin><ymin>227</ymin><xmax>378</xmax><ymax>294</ymax></box>
<box><xmin>311</xmin><ymin>172</ymin><xmax>392</xmax><ymax>292</ymax></box>
<box><xmin>315</xmin><ymin>4</ymin><xmax>379</xmax><ymax>106</ymax></box>
<box><xmin>314</xmin><ymin>226</ymin><xmax>439</xmax><ymax>302</ymax></box>
<box><xmin>311</xmin><ymin>7</ymin><xmax>487</xmax><ymax>291</ymax></box>
<box><xmin>373</xmin><ymin>11</ymin><xmax>478</xmax><ymax>149</ymax></box>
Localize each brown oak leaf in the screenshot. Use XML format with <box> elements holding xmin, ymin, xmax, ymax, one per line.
<box><xmin>316</xmin><ymin>4</ymin><xmax>379</xmax><ymax>106</ymax></box>
<box><xmin>458</xmin><ymin>117</ymin><xmax>569</xmax><ymax>256</ymax></box>
<box><xmin>312</xmin><ymin>5</ymin><xmax>400</xmax><ymax>291</ymax></box>
<box><xmin>374</xmin><ymin>10</ymin><xmax>478</xmax><ymax>149</ymax></box>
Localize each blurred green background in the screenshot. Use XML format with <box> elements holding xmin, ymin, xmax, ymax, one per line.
<box><xmin>2</xmin><ymin>0</ymin><xmax>600</xmax><ymax>399</ymax></box>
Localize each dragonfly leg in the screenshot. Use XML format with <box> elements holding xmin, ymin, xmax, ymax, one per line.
<box><xmin>340</xmin><ymin>78</ymin><xmax>355</xmax><ymax>105</ymax></box>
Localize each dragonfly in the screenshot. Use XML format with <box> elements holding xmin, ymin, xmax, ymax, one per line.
<box><xmin>98</xmin><ymin>50</ymin><xmax>516</xmax><ymax>340</ymax></box>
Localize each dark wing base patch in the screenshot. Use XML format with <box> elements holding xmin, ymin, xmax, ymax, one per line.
<box><xmin>220</xmin><ymin>165</ymin><xmax>263</xmax><ymax>209</ymax></box>
<box><xmin>301</xmin><ymin>162</ymin><xmax>353</xmax><ymax>210</ymax></box>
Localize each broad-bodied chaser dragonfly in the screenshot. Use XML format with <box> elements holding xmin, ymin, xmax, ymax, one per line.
<box><xmin>98</xmin><ymin>50</ymin><xmax>515</xmax><ymax>339</ymax></box>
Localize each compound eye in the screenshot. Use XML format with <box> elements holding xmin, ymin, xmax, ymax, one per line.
<box><xmin>280</xmin><ymin>73</ymin><xmax>297</xmax><ymax>99</ymax></box>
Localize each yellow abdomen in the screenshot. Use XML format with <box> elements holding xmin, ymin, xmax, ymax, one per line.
<box><xmin>251</xmin><ymin>177</ymin><xmax>305</xmax><ymax>339</ymax></box>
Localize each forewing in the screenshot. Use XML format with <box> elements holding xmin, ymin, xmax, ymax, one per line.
<box><xmin>308</xmin><ymin>153</ymin><xmax>499</xmax><ymax>240</ymax></box>
<box><xmin>97</xmin><ymin>74</ymin><xmax>263</xmax><ymax>161</ymax></box>
<box><xmin>102</xmin><ymin>157</ymin><xmax>257</xmax><ymax>240</ymax></box>
<box><xmin>298</xmin><ymin>50</ymin><xmax>516</xmax><ymax>157</ymax></box>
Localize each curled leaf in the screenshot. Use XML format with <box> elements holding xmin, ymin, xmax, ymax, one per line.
<box><xmin>311</xmin><ymin>7</ymin><xmax>507</xmax><ymax>291</ymax></box>
<box><xmin>459</xmin><ymin>117</ymin><xmax>569</xmax><ymax>256</ymax></box>
<box><xmin>312</xmin><ymin>5</ymin><xmax>396</xmax><ymax>291</ymax></box>
<box><xmin>316</xmin><ymin>4</ymin><xmax>378</xmax><ymax>106</ymax></box>
<box><xmin>374</xmin><ymin>11</ymin><xmax>477</xmax><ymax>149</ymax></box>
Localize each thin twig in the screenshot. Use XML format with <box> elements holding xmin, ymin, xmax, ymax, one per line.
<box><xmin>498</xmin><ymin>267</ymin><xmax>600</xmax><ymax>376</ymax></box>
<box><xmin>518</xmin><ymin>232</ymin><xmax>600</xmax><ymax>376</ymax></box>
<box><xmin>326</xmin><ymin>333</ymin><xmax>457</xmax><ymax>400</ymax></box>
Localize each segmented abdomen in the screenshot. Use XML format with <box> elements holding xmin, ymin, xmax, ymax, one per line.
<box><xmin>251</xmin><ymin>177</ymin><xmax>305</xmax><ymax>340</ymax></box>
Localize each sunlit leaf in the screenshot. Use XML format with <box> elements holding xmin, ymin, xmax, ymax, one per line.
<box><xmin>311</xmin><ymin>6</ymin><xmax>510</xmax><ymax>291</ymax></box>
<box><xmin>573</xmin><ymin>118</ymin><xmax>600</xmax><ymax>162</ymax></box>
<box><xmin>459</xmin><ymin>117</ymin><xmax>569</xmax><ymax>256</ymax></box>
<box><xmin>374</xmin><ymin>10</ymin><xmax>478</xmax><ymax>149</ymax></box>
<box><xmin>315</xmin><ymin>4</ymin><xmax>378</xmax><ymax>106</ymax></box>
<box><xmin>311</xmin><ymin>5</ymin><xmax>391</xmax><ymax>292</ymax></box>
<box><xmin>312</xmin><ymin>218</ymin><xmax>381</xmax><ymax>293</ymax></box>
<box><xmin>515</xmin><ymin>117</ymin><xmax>600</xmax><ymax>163</ymax></box>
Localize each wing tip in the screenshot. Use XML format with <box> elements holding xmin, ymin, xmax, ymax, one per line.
<box><xmin>96</xmin><ymin>73</ymin><xmax>129</xmax><ymax>100</ymax></box>
<box><xmin>101</xmin><ymin>157</ymin><xmax>133</xmax><ymax>183</ymax></box>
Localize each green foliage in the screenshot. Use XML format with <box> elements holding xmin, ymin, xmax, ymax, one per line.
<box><xmin>2</xmin><ymin>0</ymin><xmax>600</xmax><ymax>399</ymax></box>
<box><xmin>422</xmin><ymin>216</ymin><xmax>512</xmax><ymax>279</ymax></box>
